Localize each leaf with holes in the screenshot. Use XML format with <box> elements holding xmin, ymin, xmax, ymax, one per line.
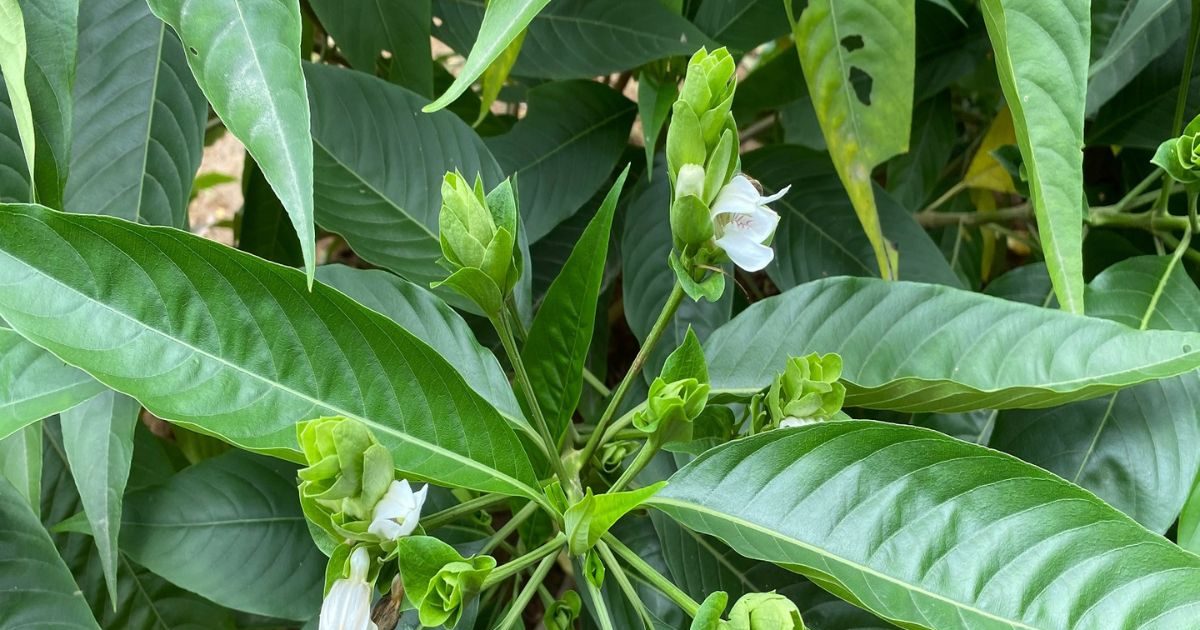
<box><xmin>981</xmin><ymin>0</ymin><xmax>1089</xmax><ymax>313</ymax></box>
<box><xmin>651</xmin><ymin>422</ymin><xmax>1200</xmax><ymax>628</ymax></box>
<box><xmin>0</xmin><ymin>203</ymin><xmax>542</xmax><ymax>501</ymax></box>
<box><xmin>789</xmin><ymin>0</ymin><xmax>915</xmax><ymax>279</ymax></box>
<box><xmin>704</xmin><ymin>275</ymin><xmax>1200</xmax><ymax>412</ymax></box>
<box><xmin>147</xmin><ymin>0</ymin><xmax>317</xmax><ymax>283</ymax></box>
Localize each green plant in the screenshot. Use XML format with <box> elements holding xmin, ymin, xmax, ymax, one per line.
<box><xmin>5</xmin><ymin>0</ymin><xmax>1200</xmax><ymax>628</ymax></box>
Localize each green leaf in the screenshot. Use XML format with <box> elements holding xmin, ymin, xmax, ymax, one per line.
<box><xmin>565</xmin><ymin>482</ymin><xmax>666</xmax><ymax>555</ymax></box>
<box><xmin>60</xmin><ymin>390</ymin><xmax>139</xmax><ymax>607</ymax></box>
<box><xmin>425</xmin><ymin>0</ymin><xmax>550</xmax><ymax>112</ymax></box>
<box><xmin>0</xmin><ymin>78</ymin><xmax>32</xmax><ymax>201</ymax></box>
<box><xmin>64</xmin><ymin>0</ymin><xmax>206</xmax><ymax>228</ymax></box>
<box><xmin>304</xmin><ymin>62</ymin><xmax>503</xmax><ymax>288</ymax></box>
<box><xmin>315</xmin><ymin>264</ymin><xmax>527</xmax><ymax>433</ymax></box>
<box><xmin>147</xmin><ymin>0</ymin><xmax>317</xmax><ymax>283</ymax></box>
<box><xmin>524</xmin><ymin>169</ymin><xmax>628</xmax><ymax>444</ymax></box>
<box><xmin>16</xmin><ymin>0</ymin><xmax>77</xmax><ymax>208</ymax></box>
<box><xmin>77</xmin><ymin>550</ymin><xmax>239</xmax><ymax>630</ymax></box>
<box><xmin>0</xmin><ymin>203</ymin><xmax>542</xmax><ymax>500</ymax></box>
<box><xmin>0</xmin><ymin>327</ymin><xmax>105</xmax><ymax>440</ymax></box>
<box><xmin>434</xmin><ymin>0</ymin><xmax>713</xmax><ymax>80</ymax></box>
<box><xmin>1089</xmin><ymin>34</ymin><xmax>1200</xmax><ymax>148</ymax></box>
<box><xmin>704</xmin><ymin>275</ymin><xmax>1200</xmax><ymax>412</ymax></box>
<box><xmin>652</xmin><ymin>421</ymin><xmax>1200</xmax><ymax>629</ymax></box>
<box><xmin>693</xmin><ymin>0</ymin><xmax>789</xmax><ymax>52</ymax></box>
<box><xmin>637</xmin><ymin>74</ymin><xmax>677</xmax><ymax>177</ymax></box>
<box><xmin>0</xmin><ymin>421</ymin><xmax>40</xmax><ymax>514</ymax></box>
<box><xmin>485</xmin><ymin>80</ymin><xmax>635</xmax><ymax>242</ymax></box>
<box><xmin>789</xmin><ymin>0</ymin><xmax>915</xmax><ymax>279</ymax></box>
<box><xmin>0</xmin><ymin>0</ymin><xmax>33</xmax><ymax>187</ymax></box>
<box><xmin>1180</xmin><ymin>472</ymin><xmax>1200</xmax><ymax>554</ymax></box>
<box><xmin>741</xmin><ymin>146</ymin><xmax>960</xmax><ymax>289</ymax></box>
<box><xmin>990</xmin><ymin>256</ymin><xmax>1200</xmax><ymax>533</ymax></box>
<box><xmin>885</xmin><ymin>95</ymin><xmax>956</xmax><ymax>211</ymax></box>
<box><xmin>121</xmin><ymin>450</ymin><xmax>323</xmax><ymax>620</ymax></box>
<box><xmin>1087</xmin><ymin>0</ymin><xmax>1188</xmax><ymax>115</ymax></box>
<box><xmin>238</xmin><ymin>157</ymin><xmax>302</xmax><ymax>266</ymax></box>
<box><xmin>981</xmin><ymin>0</ymin><xmax>1088</xmax><ymax>313</ymax></box>
<box><xmin>308</xmin><ymin>0</ymin><xmax>433</xmax><ymax>97</ymax></box>
<box><xmin>0</xmin><ymin>475</ymin><xmax>98</xmax><ymax>629</ymax></box>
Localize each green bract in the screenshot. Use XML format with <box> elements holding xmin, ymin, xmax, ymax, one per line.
<box><xmin>766</xmin><ymin>353</ymin><xmax>847</xmax><ymax>427</ymax></box>
<box><xmin>433</xmin><ymin>171</ymin><xmax>522</xmax><ymax>315</ymax></box>
<box><xmin>634</xmin><ymin>376</ymin><xmax>710</xmax><ymax>435</ymax></box>
<box><xmin>297</xmin><ymin>417</ymin><xmax>395</xmax><ymax>545</ymax></box>
<box><xmin>727</xmin><ymin>592</ymin><xmax>805</xmax><ymax>630</ymax></box>
<box><xmin>544</xmin><ymin>590</ymin><xmax>582</xmax><ymax>630</ymax></box>
<box><xmin>396</xmin><ymin>536</ymin><xmax>496</xmax><ymax>628</ymax></box>
<box><xmin>1153</xmin><ymin>115</ymin><xmax>1200</xmax><ymax>190</ymax></box>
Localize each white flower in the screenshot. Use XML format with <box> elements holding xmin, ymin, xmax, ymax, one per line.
<box><xmin>320</xmin><ymin>547</ymin><xmax>377</xmax><ymax>630</ymax></box>
<box><xmin>710</xmin><ymin>175</ymin><xmax>789</xmax><ymax>272</ymax></box>
<box><xmin>367</xmin><ymin>479</ymin><xmax>428</xmax><ymax>541</ymax></box>
<box><xmin>779</xmin><ymin>417</ymin><xmax>818</xmax><ymax>429</ymax></box>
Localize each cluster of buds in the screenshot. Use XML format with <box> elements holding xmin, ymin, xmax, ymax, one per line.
<box><xmin>634</xmin><ymin>328</ymin><xmax>710</xmax><ymax>443</ymax></box>
<box><xmin>395</xmin><ymin>536</ymin><xmax>496</xmax><ymax>628</ymax></box>
<box><xmin>767</xmin><ymin>353</ymin><xmax>846</xmax><ymax>429</ymax></box>
<box><xmin>1153</xmin><ymin>114</ymin><xmax>1200</xmax><ymax>190</ymax></box>
<box><xmin>433</xmin><ymin>172</ymin><xmax>522</xmax><ymax>316</ymax></box>
<box><xmin>666</xmin><ymin>48</ymin><xmax>790</xmax><ymax>301</ymax></box>
<box><xmin>693</xmin><ymin>590</ymin><xmax>806</xmax><ymax>629</ymax></box>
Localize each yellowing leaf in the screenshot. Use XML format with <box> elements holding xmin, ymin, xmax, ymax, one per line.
<box><xmin>965</xmin><ymin>107</ymin><xmax>1017</xmax><ymax>194</ymax></box>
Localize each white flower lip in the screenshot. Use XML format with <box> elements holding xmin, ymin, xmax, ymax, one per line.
<box><xmin>710</xmin><ymin>175</ymin><xmax>790</xmax><ymax>272</ymax></box>
<box><xmin>367</xmin><ymin>479</ymin><xmax>429</xmax><ymax>541</ymax></box>
<box><xmin>319</xmin><ymin>546</ymin><xmax>378</xmax><ymax>630</ymax></box>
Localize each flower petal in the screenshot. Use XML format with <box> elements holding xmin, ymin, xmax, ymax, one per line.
<box><xmin>716</xmin><ymin>233</ymin><xmax>774</xmax><ymax>271</ymax></box>
<box><xmin>710</xmin><ymin>175</ymin><xmax>761</xmax><ymax>218</ymax></box>
<box><xmin>724</xmin><ymin>205</ymin><xmax>779</xmax><ymax>243</ymax></box>
<box><xmin>759</xmin><ymin>183</ymin><xmax>791</xmax><ymax>205</ymax></box>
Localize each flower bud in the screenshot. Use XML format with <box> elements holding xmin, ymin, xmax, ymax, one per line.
<box><xmin>1154</xmin><ymin>115</ymin><xmax>1200</xmax><ymax>189</ymax></box>
<box><xmin>545</xmin><ymin>591</ymin><xmax>582</xmax><ymax>630</ymax></box>
<box><xmin>634</xmin><ymin>376</ymin><xmax>710</xmax><ymax>435</ymax></box>
<box><xmin>767</xmin><ymin>353</ymin><xmax>846</xmax><ymax>428</ymax></box>
<box><xmin>689</xmin><ymin>591</ymin><xmax>729</xmax><ymax>630</ymax></box>
<box><xmin>396</xmin><ymin>536</ymin><xmax>496</xmax><ymax>629</ymax></box>
<box><xmin>434</xmin><ymin>172</ymin><xmax>521</xmax><ymax>315</ymax></box>
<box><xmin>298</xmin><ymin>417</ymin><xmax>395</xmax><ymax>530</ymax></box>
<box><xmin>319</xmin><ymin>546</ymin><xmax>377</xmax><ymax>630</ymax></box>
<box><xmin>680</xmin><ymin>48</ymin><xmax>736</xmax><ymax>120</ymax></box>
<box><xmin>367</xmin><ymin>479</ymin><xmax>429</xmax><ymax>541</ymax></box>
<box><xmin>727</xmin><ymin>592</ymin><xmax>805</xmax><ymax>630</ymax></box>
<box><xmin>599</xmin><ymin>439</ymin><xmax>639</xmax><ymax>474</ymax></box>
<box><xmin>667</xmin><ymin>101</ymin><xmax>707</xmax><ymax>178</ymax></box>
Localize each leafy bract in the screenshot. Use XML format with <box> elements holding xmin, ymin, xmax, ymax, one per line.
<box><xmin>0</xmin><ymin>203</ymin><xmax>541</xmax><ymax>500</ymax></box>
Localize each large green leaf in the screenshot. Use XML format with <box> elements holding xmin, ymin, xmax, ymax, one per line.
<box><xmin>121</xmin><ymin>449</ymin><xmax>322</xmax><ymax>620</ymax></box>
<box><xmin>0</xmin><ymin>421</ymin><xmax>40</xmax><ymax>513</ymax></box>
<box><xmin>305</xmin><ymin>62</ymin><xmax>503</xmax><ymax>287</ymax></box>
<box><xmin>314</xmin><ymin>264</ymin><xmax>526</xmax><ymax>432</ymax></box>
<box><xmin>991</xmin><ymin>256</ymin><xmax>1200</xmax><ymax>533</ymax></box>
<box><xmin>0</xmin><ymin>327</ymin><xmax>105</xmax><ymax>440</ymax></box>
<box><xmin>525</xmin><ymin>170</ymin><xmax>627</xmax><ymax>445</ymax></box>
<box><xmin>64</xmin><ymin>0</ymin><xmax>206</xmax><ymax>228</ymax></box>
<box><xmin>789</xmin><ymin>0</ymin><xmax>915</xmax><ymax>279</ymax></box>
<box><xmin>485</xmin><ymin>80</ymin><xmax>635</xmax><ymax>242</ymax></box>
<box><xmin>238</xmin><ymin>157</ymin><xmax>302</xmax><ymax>266</ymax></box>
<box><xmin>0</xmin><ymin>78</ymin><xmax>32</xmax><ymax>201</ymax></box>
<box><xmin>147</xmin><ymin>0</ymin><xmax>317</xmax><ymax>282</ymax></box>
<box><xmin>0</xmin><ymin>1</ymin><xmax>33</xmax><ymax>188</ymax></box>
<box><xmin>742</xmin><ymin>146</ymin><xmax>960</xmax><ymax>290</ymax></box>
<box><xmin>308</xmin><ymin>0</ymin><xmax>433</xmax><ymax>97</ymax></box>
<box><xmin>0</xmin><ymin>475</ymin><xmax>98</xmax><ymax>629</ymax></box>
<box><xmin>651</xmin><ymin>422</ymin><xmax>1200</xmax><ymax>629</ymax></box>
<box><xmin>434</xmin><ymin>0</ymin><xmax>712</xmax><ymax>80</ymax></box>
<box><xmin>885</xmin><ymin>94</ymin><xmax>956</xmax><ymax>211</ymax></box>
<box><xmin>60</xmin><ymin>390</ymin><xmax>139</xmax><ymax>606</ymax></box>
<box><xmin>0</xmin><ymin>203</ymin><xmax>541</xmax><ymax>500</ymax></box>
<box><xmin>425</xmin><ymin>0</ymin><xmax>549</xmax><ymax>111</ymax></box>
<box><xmin>693</xmin><ymin>0</ymin><xmax>790</xmax><ymax>52</ymax></box>
<box><xmin>1087</xmin><ymin>0</ymin><xmax>1188</xmax><ymax>116</ymax></box>
<box><xmin>1089</xmin><ymin>33</ymin><xmax>1200</xmax><ymax>148</ymax></box>
<box><xmin>981</xmin><ymin>0</ymin><xmax>1088</xmax><ymax>313</ymax></box>
<box><xmin>17</xmin><ymin>0</ymin><xmax>77</xmax><ymax>208</ymax></box>
<box><xmin>704</xmin><ymin>276</ymin><xmax>1200</xmax><ymax>412</ymax></box>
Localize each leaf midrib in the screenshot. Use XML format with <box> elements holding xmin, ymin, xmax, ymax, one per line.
<box><xmin>649</xmin><ymin>497</ymin><xmax>1041</xmax><ymax>630</ymax></box>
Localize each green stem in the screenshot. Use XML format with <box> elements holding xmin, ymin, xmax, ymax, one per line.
<box><xmin>422</xmin><ymin>493</ymin><xmax>508</xmax><ymax>531</ymax></box>
<box><xmin>481</xmin><ymin>501</ymin><xmax>538</xmax><ymax>555</ymax></box>
<box><xmin>602</xmin><ymin>534</ymin><xmax>700</xmax><ymax>617</ymax></box>
<box><xmin>494</xmin><ymin>310</ymin><xmax>573</xmax><ymax>490</ymax></box>
<box><xmin>1143</xmin><ymin>194</ymin><xmax>1196</xmax><ymax>330</ymax></box>
<box><xmin>914</xmin><ymin>203</ymin><xmax>1030</xmax><ymax>228</ymax></box>
<box><xmin>1155</xmin><ymin>2</ymin><xmax>1200</xmax><ymax>215</ymax></box>
<box><xmin>1087</xmin><ymin>209</ymin><xmax>1192</xmax><ymax>232</ymax></box>
<box><xmin>596</xmin><ymin>541</ymin><xmax>657</xmax><ymax>629</ymax></box>
<box><xmin>490</xmin><ymin>551</ymin><xmax>560</xmax><ymax>630</ymax></box>
<box><xmin>1109</xmin><ymin>170</ymin><xmax>1164</xmax><ymax>214</ymax></box>
<box><xmin>609</xmin><ymin>436</ymin><xmax>659</xmax><ymax>493</ymax></box>
<box><xmin>577</xmin><ymin>284</ymin><xmax>686</xmax><ymax>470</ymax></box>
<box><xmin>482</xmin><ymin>534</ymin><xmax>566</xmax><ymax>590</ymax></box>
<box><xmin>919</xmin><ymin>180</ymin><xmax>968</xmax><ymax>214</ymax></box>
<box><xmin>583</xmin><ymin>367</ymin><xmax>612</xmax><ymax>398</ymax></box>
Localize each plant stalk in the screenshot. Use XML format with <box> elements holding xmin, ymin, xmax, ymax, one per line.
<box><xmin>481</xmin><ymin>501</ymin><xmax>539</xmax><ymax>555</ymax></box>
<box><xmin>596</xmin><ymin>541</ymin><xmax>657</xmax><ymax>629</ymax></box>
<box><xmin>602</xmin><ymin>533</ymin><xmax>700</xmax><ymax>617</ymax></box>
<box><xmin>491</xmin><ymin>552</ymin><xmax>559</xmax><ymax>630</ymax></box>
<box><xmin>482</xmin><ymin>533</ymin><xmax>566</xmax><ymax>590</ymax></box>
<box><xmin>422</xmin><ymin>493</ymin><xmax>509</xmax><ymax>531</ymax></box>
<box><xmin>608</xmin><ymin>435</ymin><xmax>659</xmax><ymax>493</ymax></box>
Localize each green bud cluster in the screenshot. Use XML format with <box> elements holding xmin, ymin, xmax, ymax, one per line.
<box><xmin>544</xmin><ymin>591</ymin><xmax>583</xmax><ymax>630</ymax></box>
<box><xmin>297</xmin><ymin>416</ymin><xmax>395</xmax><ymax>545</ymax></box>
<box><xmin>1153</xmin><ymin>114</ymin><xmax>1200</xmax><ymax>190</ymax></box>
<box><xmin>767</xmin><ymin>353</ymin><xmax>846</xmax><ymax>428</ymax></box>
<box><xmin>434</xmin><ymin>171</ymin><xmax>523</xmax><ymax>315</ymax></box>
<box><xmin>634</xmin><ymin>328</ymin><xmax>710</xmax><ymax>441</ymax></box>
<box><xmin>690</xmin><ymin>591</ymin><xmax>806</xmax><ymax>630</ymax></box>
<box><xmin>396</xmin><ymin>536</ymin><xmax>496</xmax><ymax>629</ymax></box>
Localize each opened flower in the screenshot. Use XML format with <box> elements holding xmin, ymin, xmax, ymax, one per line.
<box><xmin>320</xmin><ymin>547</ymin><xmax>377</xmax><ymax>630</ymax></box>
<box><xmin>367</xmin><ymin>479</ymin><xmax>428</xmax><ymax>541</ymax></box>
<box><xmin>711</xmin><ymin>175</ymin><xmax>789</xmax><ymax>272</ymax></box>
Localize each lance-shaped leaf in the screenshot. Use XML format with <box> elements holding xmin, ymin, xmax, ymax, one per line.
<box><xmin>425</xmin><ymin>0</ymin><xmax>550</xmax><ymax>112</ymax></box>
<box><xmin>0</xmin><ymin>475</ymin><xmax>98</xmax><ymax>629</ymax></box>
<box><xmin>64</xmin><ymin>0</ymin><xmax>206</xmax><ymax>228</ymax></box>
<box><xmin>524</xmin><ymin>169</ymin><xmax>627</xmax><ymax>444</ymax></box>
<box><xmin>0</xmin><ymin>80</ymin><xmax>32</xmax><ymax>201</ymax></box>
<box><xmin>788</xmin><ymin>0</ymin><xmax>915</xmax><ymax>279</ymax></box>
<box><xmin>16</xmin><ymin>0</ymin><xmax>77</xmax><ymax>208</ymax></box>
<box><xmin>120</xmin><ymin>450</ymin><xmax>323</xmax><ymax>620</ymax></box>
<box><xmin>0</xmin><ymin>327</ymin><xmax>104</xmax><ymax>440</ymax></box>
<box><xmin>147</xmin><ymin>0</ymin><xmax>317</xmax><ymax>283</ymax></box>
<box><xmin>0</xmin><ymin>1</ymin><xmax>33</xmax><ymax>187</ymax></box>
<box><xmin>0</xmin><ymin>422</ymin><xmax>40</xmax><ymax>513</ymax></box>
<box><xmin>308</xmin><ymin>0</ymin><xmax>433</xmax><ymax>97</ymax></box>
<box><xmin>0</xmin><ymin>203</ymin><xmax>541</xmax><ymax>501</ymax></box>
<box><xmin>1087</xmin><ymin>0</ymin><xmax>1188</xmax><ymax>115</ymax></box>
<box><xmin>305</xmin><ymin>62</ymin><xmax>503</xmax><ymax>287</ymax></box>
<box><xmin>704</xmin><ymin>276</ymin><xmax>1200</xmax><ymax>412</ymax></box>
<box><xmin>981</xmin><ymin>0</ymin><xmax>1089</xmax><ymax>313</ymax></box>
<box><xmin>651</xmin><ymin>422</ymin><xmax>1200</xmax><ymax>629</ymax></box>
